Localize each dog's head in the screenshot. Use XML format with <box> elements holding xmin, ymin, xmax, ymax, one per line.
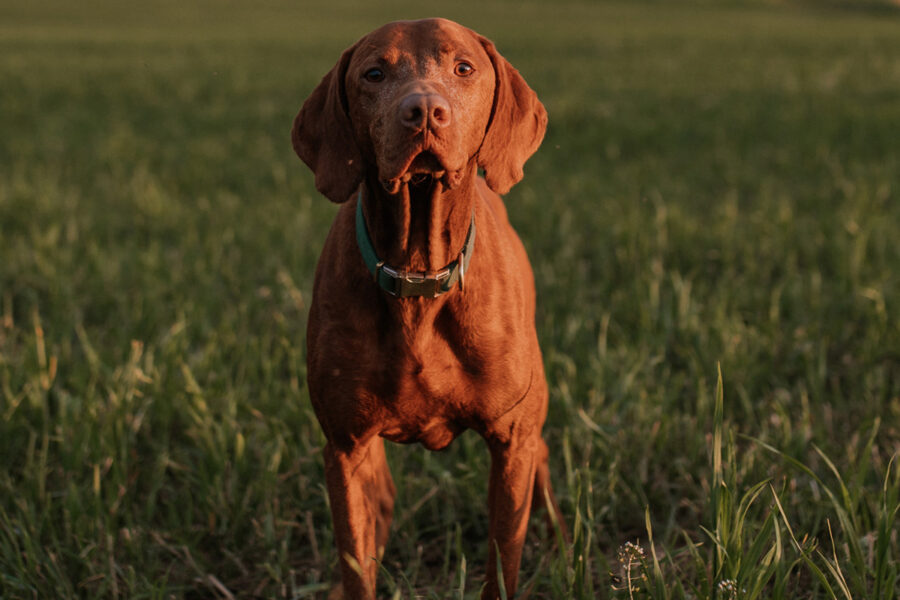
<box><xmin>292</xmin><ymin>18</ymin><xmax>547</xmax><ymax>202</ymax></box>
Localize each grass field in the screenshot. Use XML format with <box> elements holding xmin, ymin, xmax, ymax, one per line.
<box><xmin>2</xmin><ymin>0</ymin><xmax>900</xmax><ymax>598</ymax></box>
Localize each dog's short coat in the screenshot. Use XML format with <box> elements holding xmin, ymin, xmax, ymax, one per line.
<box><xmin>292</xmin><ymin>18</ymin><xmax>564</xmax><ymax>599</ymax></box>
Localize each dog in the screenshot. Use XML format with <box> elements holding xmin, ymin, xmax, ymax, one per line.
<box><xmin>292</xmin><ymin>18</ymin><xmax>563</xmax><ymax>599</ymax></box>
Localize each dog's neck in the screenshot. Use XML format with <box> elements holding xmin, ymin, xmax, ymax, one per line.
<box><xmin>361</xmin><ymin>167</ymin><xmax>477</xmax><ymax>273</ymax></box>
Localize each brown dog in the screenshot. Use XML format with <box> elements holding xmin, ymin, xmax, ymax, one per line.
<box><xmin>292</xmin><ymin>18</ymin><xmax>563</xmax><ymax>599</ymax></box>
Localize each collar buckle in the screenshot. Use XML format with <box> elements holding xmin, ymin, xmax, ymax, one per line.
<box><xmin>382</xmin><ymin>266</ymin><xmax>451</xmax><ymax>298</ymax></box>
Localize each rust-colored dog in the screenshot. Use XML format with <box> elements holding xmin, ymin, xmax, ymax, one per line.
<box><xmin>292</xmin><ymin>18</ymin><xmax>563</xmax><ymax>599</ymax></box>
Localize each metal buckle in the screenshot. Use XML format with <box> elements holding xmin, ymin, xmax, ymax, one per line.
<box><xmin>397</xmin><ymin>270</ymin><xmax>425</xmax><ymax>298</ymax></box>
<box><xmin>429</xmin><ymin>268</ymin><xmax>451</xmax><ymax>296</ymax></box>
<box><xmin>382</xmin><ymin>266</ymin><xmax>451</xmax><ymax>298</ymax></box>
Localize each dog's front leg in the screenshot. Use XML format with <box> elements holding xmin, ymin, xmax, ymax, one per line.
<box><xmin>482</xmin><ymin>431</ymin><xmax>540</xmax><ymax>600</ymax></box>
<box><xmin>323</xmin><ymin>438</ymin><xmax>387</xmax><ymax>600</ymax></box>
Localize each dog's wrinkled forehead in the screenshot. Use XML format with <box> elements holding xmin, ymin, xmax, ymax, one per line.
<box><xmin>347</xmin><ymin>18</ymin><xmax>490</xmax><ymax>78</ymax></box>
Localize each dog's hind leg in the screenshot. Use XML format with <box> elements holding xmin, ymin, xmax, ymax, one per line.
<box><xmin>532</xmin><ymin>437</ymin><xmax>568</xmax><ymax>542</ymax></box>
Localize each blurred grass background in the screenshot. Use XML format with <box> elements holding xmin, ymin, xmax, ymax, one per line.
<box><xmin>1</xmin><ymin>0</ymin><xmax>899</xmax><ymax>598</ymax></box>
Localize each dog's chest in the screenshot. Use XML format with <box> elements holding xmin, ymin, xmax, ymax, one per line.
<box><xmin>372</xmin><ymin>312</ymin><xmax>526</xmax><ymax>449</ymax></box>
<box><xmin>375</xmin><ymin>333</ymin><xmax>472</xmax><ymax>449</ymax></box>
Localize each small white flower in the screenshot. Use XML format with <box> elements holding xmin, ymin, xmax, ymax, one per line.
<box><xmin>617</xmin><ymin>540</ymin><xmax>646</xmax><ymax>563</ymax></box>
<box><xmin>716</xmin><ymin>579</ymin><xmax>745</xmax><ymax>599</ymax></box>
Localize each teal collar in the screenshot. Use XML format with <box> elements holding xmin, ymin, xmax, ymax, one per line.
<box><xmin>355</xmin><ymin>190</ymin><xmax>476</xmax><ymax>298</ymax></box>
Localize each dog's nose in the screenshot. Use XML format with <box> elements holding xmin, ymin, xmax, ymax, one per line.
<box><xmin>399</xmin><ymin>93</ymin><xmax>451</xmax><ymax>131</ymax></box>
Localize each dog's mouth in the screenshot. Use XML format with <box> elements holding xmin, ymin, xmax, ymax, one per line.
<box><xmin>408</xmin><ymin>151</ymin><xmax>444</xmax><ymax>176</ymax></box>
<box><xmin>380</xmin><ymin>150</ymin><xmax>463</xmax><ymax>194</ymax></box>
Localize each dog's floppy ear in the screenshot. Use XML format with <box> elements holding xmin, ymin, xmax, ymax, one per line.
<box><xmin>476</xmin><ymin>36</ymin><xmax>547</xmax><ymax>195</ymax></box>
<box><xmin>292</xmin><ymin>43</ymin><xmax>363</xmax><ymax>203</ymax></box>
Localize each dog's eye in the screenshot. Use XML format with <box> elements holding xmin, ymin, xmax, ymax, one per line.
<box><xmin>364</xmin><ymin>68</ymin><xmax>385</xmax><ymax>82</ymax></box>
<box><xmin>454</xmin><ymin>62</ymin><xmax>474</xmax><ymax>77</ymax></box>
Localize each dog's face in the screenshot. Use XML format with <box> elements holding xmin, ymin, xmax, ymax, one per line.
<box><xmin>343</xmin><ymin>19</ymin><xmax>495</xmax><ymax>193</ymax></box>
<box><xmin>293</xmin><ymin>18</ymin><xmax>547</xmax><ymax>203</ymax></box>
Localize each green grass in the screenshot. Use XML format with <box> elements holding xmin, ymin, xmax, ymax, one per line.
<box><xmin>2</xmin><ymin>0</ymin><xmax>900</xmax><ymax>597</ymax></box>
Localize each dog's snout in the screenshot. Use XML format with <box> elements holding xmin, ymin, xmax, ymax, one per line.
<box><xmin>399</xmin><ymin>93</ymin><xmax>451</xmax><ymax>131</ymax></box>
